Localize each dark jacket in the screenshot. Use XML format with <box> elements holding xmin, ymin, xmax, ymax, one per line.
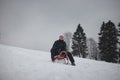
<box><xmin>51</xmin><ymin>40</ymin><xmax>66</xmax><ymax>55</ymax></box>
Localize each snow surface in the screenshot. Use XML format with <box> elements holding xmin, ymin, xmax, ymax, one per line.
<box><xmin>0</xmin><ymin>44</ymin><xmax>120</xmax><ymax>80</ymax></box>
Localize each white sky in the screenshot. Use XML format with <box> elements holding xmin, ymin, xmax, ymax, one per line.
<box><xmin>0</xmin><ymin>0</ymin><xmax>120</xmax><ymax>51</ymax></box>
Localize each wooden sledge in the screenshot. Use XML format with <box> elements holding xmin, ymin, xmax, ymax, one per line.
<box><xmin>54</xmin><ymin>51</ymin><xmax>69</xmax><ymax>64</ymax></box>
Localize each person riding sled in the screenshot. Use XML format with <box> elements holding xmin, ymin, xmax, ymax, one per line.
<box><xmin>50</xmin><ymin>35</ymin><xmax>75</xmax><ymax>66</ymax></box>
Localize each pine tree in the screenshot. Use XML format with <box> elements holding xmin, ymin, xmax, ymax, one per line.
<box><xmin>98</xmin><ymin>22</ymin><xmax>106</xmax><ymax>59</ymax></box>
<box><xmin>64</xmin><ymin>32</ymin><xmax>72</xmax><ymax>51</ymax></box>
<box><xmin>87</xmin><ymin>38</ymin><xmax>99</xmax><ymax>60</ymax></box>
<box><xmin>72</xmin><ymin>24</ymin><xmax>87</xmax><ymax>58</ymax></box>
<box><xmin>98</xmin><ymin>20</ymin><xmax>118</xmax><ymax>63</ymax></box>
<box><xmin>117</xmin><ymin>23</ymin><xmax>120</xmax><ymax>63</ymax></box>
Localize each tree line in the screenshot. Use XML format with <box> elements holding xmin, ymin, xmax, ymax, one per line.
<box><xmin>64</xmin><ymin>20</ymin><xmax>120</xmax><ymax>63</ymax></box>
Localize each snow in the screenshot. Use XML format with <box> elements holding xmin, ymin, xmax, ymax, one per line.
<box><xmin>0</xmin><ymin>44</ymin><xmax>120</xmax><ymax>80</ymax></box>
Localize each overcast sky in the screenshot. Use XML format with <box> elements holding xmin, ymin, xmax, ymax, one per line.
<box><xmin>0</xmin><ymin>0</ymin><xmax>120</xmax><ymax>52</ymax></box>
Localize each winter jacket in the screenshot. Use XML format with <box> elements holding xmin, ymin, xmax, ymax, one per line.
<box><xmin>51</xmin><ymin>40</ymin><xmax>66</xmax><ymax>55</ymax></box>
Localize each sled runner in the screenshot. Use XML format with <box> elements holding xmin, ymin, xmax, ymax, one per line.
<box><xmin>54</xmin><ymin>51</ymin><xmax>69</xmax><ymax>64</ymax></box>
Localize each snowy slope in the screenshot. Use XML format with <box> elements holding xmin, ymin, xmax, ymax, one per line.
<box><xmin>0</xmin><ymin>44</ymin><xmax>120</xmax><ymax>80</ymax></box>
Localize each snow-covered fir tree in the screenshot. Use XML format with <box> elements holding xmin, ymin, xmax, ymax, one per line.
<box><xmin>72</xmin><ymin>24</ymin><xmax>87</xmax><ymax>58</ymax></box>
<box><xmin>98</xmin><ymin>21</ymin><xmax>118</xmax><ymax>63</ymax></box>
<box><xmin>87</xmin><ymin>38</ymin><xmax>99</xmax><ymax>60</ymax></box>
<box><xmin>64</xmin><ymin>32</ymin><xmax>72</xmax><ymax>51</ymax></box>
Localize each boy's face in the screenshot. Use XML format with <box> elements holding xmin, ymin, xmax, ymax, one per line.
<box><xmin>59</xmin><ymin>35</ymin><xmax>64</xmax><ymax>40</ymax></box>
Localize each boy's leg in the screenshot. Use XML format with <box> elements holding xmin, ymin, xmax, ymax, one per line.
<box><xmin>51</xmin><ymin>50</ymin><xmax>55</xmax><ymax>62</ymax></box>
<box><xmin>67</xmin><ymin>52</ymin><xmax>75</xmax><ymax>65</ymax></box>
